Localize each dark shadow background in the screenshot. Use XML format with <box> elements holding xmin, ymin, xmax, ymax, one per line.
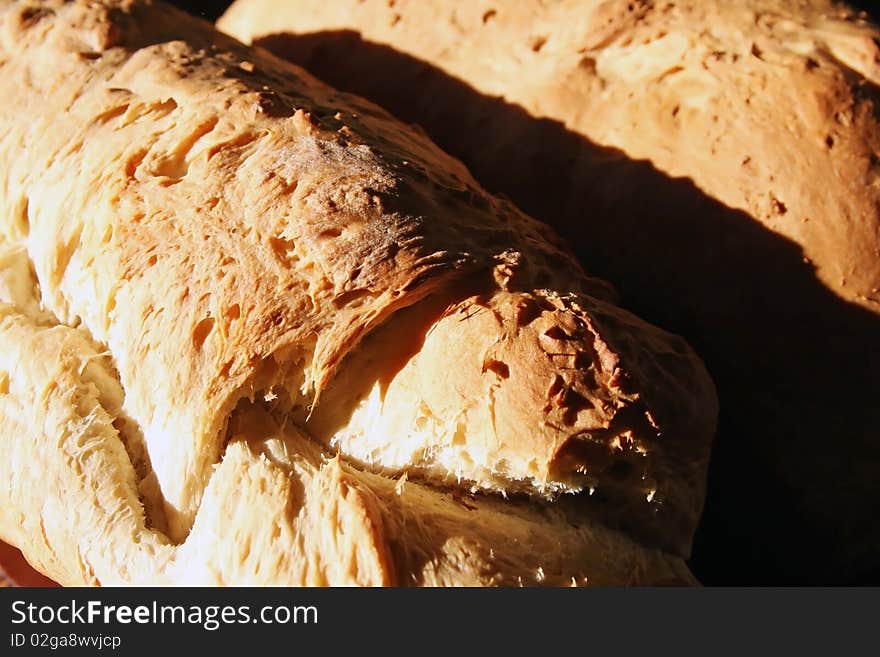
<box><xmin>171</xmin><ymin>0</ymin><xmax>230</xmax><ymax>21</ymax></box>
<box><xmin>170</xmin><ymin>0</ymin><xmax>880</xmax><ymax>585</ymax></box>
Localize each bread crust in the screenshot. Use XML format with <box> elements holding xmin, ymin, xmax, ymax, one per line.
<box><xmin>220</xmin><ymin>0</ymin><xmax>880</xmax><ymax>311</ymax></box>
<box><xmin>220</xmin><ymin>0</ymin><xmax>880</xmax><ymax>581</ymax></box>
<box><xmin>0</xmin><ymin>0</ymin><xmax>715</xmax><ymax>584</ymax></box>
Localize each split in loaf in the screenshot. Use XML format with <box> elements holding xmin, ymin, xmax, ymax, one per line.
<box><xmin>219</xmin><ymin>0</ymin><xmax>880</xmax><ymax>583</ymax></box>
<box><xmin>0</xmin><ymin>0</ymin><xmax>715</xmax><ymax>585</ymax></box>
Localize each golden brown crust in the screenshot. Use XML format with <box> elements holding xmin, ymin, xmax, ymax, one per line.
<box><xmin>0</xmin><ymin>0</ymin><xmax>715</xmax><ymax>584</ymax></box>
<box><xmin>220</xmin><ymin>0</ymin><xmax>880</xmax><ymax>581</ymax></box>
<box><xmin>0</xmin><ymin>241</ymin><xmax>696</xmax><ymax>585</ymax></box>
<box><xmin>220</xmin><ymin>0</ymin><xmax>880</xmax><ymax>312</ymax></box>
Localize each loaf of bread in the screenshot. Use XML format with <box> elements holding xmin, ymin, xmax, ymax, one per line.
<box><xmin>0</xmin><ymin>0</ymin><xmax>715</xmax><ymax>585</ymax></box>
<box><xmin>219</xmin><ymin>0</ymin><xmax>880</xmax><ymax>582</ymax></box>
<box><xmin>219</xmin><ymin>0</ymin><xmax>880</xmax><ymax>309</ymax></box>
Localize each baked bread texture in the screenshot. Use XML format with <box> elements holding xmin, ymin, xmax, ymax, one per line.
<box><xmin>219</xmin><ymin>0</ymin><xmax>880</xmax><ymax>311</ymax></box>
<box><xmin>0</xmin><ymin>0</ymin><xmax>714</xmax><ymax>585</ymax></box>
<box><xmin>219</xmin><ymin>0</ymin><xmax>880</xmax><ymax>582</ymax></box>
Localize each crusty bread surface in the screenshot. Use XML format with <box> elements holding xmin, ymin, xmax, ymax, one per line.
<box><xmin>0</xmin><ymin>0</ymin><xmax>715</xmax><ymax>585</ymax></box>
<box><xmin>220</xmin><ymin>0</ymin><xmax>880</xmax><ymax>311</ymax></box>
<box><xmin>219</xmin><ymin>0</ymin><xmax>880</xmax><ymax>582</ymax></box>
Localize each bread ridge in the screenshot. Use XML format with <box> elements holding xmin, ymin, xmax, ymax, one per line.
<box><xmin>219</xmin><ymin>0</ymin><xmax>880</xmax><ymax>312</ymax></box>
<box><xmin>0</xmin><ymin>241</ymin><xmax>696</xmax><ymax>585</ymax></box>
<box><xmin>218</xmin><ymin>0</ymin><xmax>880</xmax><ymax>581</ymax></box>
<box><xmin>0</xmin><ymin>0</ymin><xmax>715</xmax><ymax>584</ymax></box>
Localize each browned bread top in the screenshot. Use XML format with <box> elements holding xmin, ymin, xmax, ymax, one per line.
<box><xmin>0</xmin><ymin>0</ymin><xmax>715</xmax><ymax>584</ymax></box>
<box><xmin>220</xmin><ymin>0</ymin><xmax>880</xmax><ymax>582</ymax></box>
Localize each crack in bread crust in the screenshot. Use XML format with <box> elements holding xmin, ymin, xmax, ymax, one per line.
<box><xmin>0</xmin><ymin>244</ymin><xmax>169</xmax><ymax>536</ymax></box>
<box><xmin>0</xmin><ymin>0</ymin><xmax>716</xmax><ymax>584</ymax></box>
<box><xmin>0</xmin><ymin>246</ymin><xmax>695</xmax><ymax>585</ymax></box>
<box><xmin>218</xmin><ymin>0</ymin><xmax>880</xmax><ymax>581</ymax></box>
